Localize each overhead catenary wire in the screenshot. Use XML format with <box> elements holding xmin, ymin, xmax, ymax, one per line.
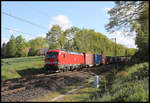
<box><xmin>2</xmin><ymin>27</ymin><xmax>46</xmax><ymax>39</ymax></box>
<box><xmin>2</xmin><ymin>11</ymin><xmax>48</xmax><ymax>30</ymax></box>
<box><xmin>26</xmin><ymin>4</ymin><xmax>51</xmax><ymax>18</ymax></box>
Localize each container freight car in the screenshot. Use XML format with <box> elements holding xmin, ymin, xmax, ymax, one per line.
<box><xmin>117</xmin><ymin>56</ymin><xmax>121</xmax><ymax>63</ymax></box>
<box><xmin>106</xmin><ymin>56</ymin><xmax>113</xmax><ymax>64</ymax></box>
<box><xmin>84</xmin><ymin>53</ymin><xmax>94</xmax><ymax>67</ymax></box>
<box><xmin>120</xmin><ymin>56</ymin><xmax>125</xmax><ymax>62</ymax></box>
<box><xmin>109</xmin><ymin>56</ymin><xmax>113</xmax><ymax>64</ymax></box>
<box><xmin>112</xmin><ymin>57</ymin><xmax>116</xmax><ymax>63</ymax></box>
<box><xmin>94</xmin><ymin>54</ymin><xmax>102</xmax><ymax>66</ymax></box>
<box><xmin>44</xmin><ymin>50</ymin><xmax>85</xmax><ymax>72</ymax></box>
<box><xmin>115</xmin><ymin>57</ymin><xmax>118</xmax><ymax>63</ymax></box>
<box><xmin>106</xmin><ymin>56</ymin><xmax>110</xmax><ymax>64</ymax></box>
<box><xmin>124</xmin><ymin>57</ymin><xmax>128</xmax><ymax>62</ymax></box>
<box><xmin>102</xmin><ymin>56</ymin><xmax>107</xmax><ymax>65</ymax></box>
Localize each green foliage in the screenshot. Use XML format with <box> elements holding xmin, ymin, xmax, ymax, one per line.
<box><xmin>111</xmin><ymin>62</ymin><xmax>149</xmax><ymax>102</ymax></box>
<box><xmin>1</xmin><ymin>43</ymin><xmax>7</xmax><ymax>58</ymax></box>
<box><xmin>2</xmin><ymin>35</ymin><xmax>29</xmax><ymax>58</ymax></box>
<box><xmin>16</xmin><ymin>35</ymin><xmax>26</xmax><ymax>57</ymax></box>
<box><xmin>46</xmin><ymin>25</ymin><xmax>64</xmax><ymax>49</ymax></box>
<box><xmin>27</xmin><ymin>37</ymin><xmax>47</xmax><ymax>56</ymax></box>
<box><xmin>87</xmin><ymin>62</ymin><xmax>149</xmax><ymax>102</ymax></box>
<box><xmin>105</xmin><ymin>1</ymin><xmax>148</xmax><ymax>33</ymax></box>
<box><xmin>131</xmin><ymin>20</ymin><xmax>149</xmax><ymax>62</ymax></box>
<box><xmin>28</xmin><ymin>37</ymin><xmax>47</xmax><ymax>48</ymax></box>
<box><xmin>130</xmin><ymin>50</ymin><xmax>148</xmax><ymax>63</ymax></box>
<box><xmin>28</xmin><ymin>47</ymin><xmax>40</xmax><ymax>56</ymax></box>
<box><xmin>64</xmin><ymin>27</ymin><xmax>80</xmax><ymax>51</ymax></box>
<box><xmin>71</xmin><ymin>28</ymin><xmax>128</xmax><ymax>56</ymax></box>
<box><xmin>111</xmin><ymin>76</ymin><xmax>149</xmax><ymax>102</ymax></box>
<box><xmin>2</xmin><ymin>27</ymin><xmax>138</xmax><ymax>58</ymax></box>
<box><xmin>126</xmin><ymin>81</ymin><xmax>148</xmax><ymax>102</ymax></box>
<box><xmin>45</xmin><ymin>25</ymin><xmax>130</xmax><ymax>56</ymax></box>
<box><xmin>106</xmin><ymin>1</ymin><xmax>149</xmax><ymax>62</ymax></box>
<box><xmin>127</xmin><ymin>48</ymin><xmax>138</xmax><ymax>57</ymax></box>
<box><xmin>6</xmin><ymin>35</ymin><xmax>17</xmax><ymax>58</ymax></box>
<box><xmin>111</xmin><ymin>81</ymin><xmax>148</xmax><ymax>102</ymax></box>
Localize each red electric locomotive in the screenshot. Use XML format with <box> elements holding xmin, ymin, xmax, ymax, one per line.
<box><xmin>44</xmin><ymin>49</ymin><xmax>85</xmax><ymax>72</ymax></box>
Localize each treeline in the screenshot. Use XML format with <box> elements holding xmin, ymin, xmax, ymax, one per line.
<box><xmin>1</xmin><ymin>35</ymin><xmax>47</xmax><ymax>58</ymax></box>
<box><xmin>2</xmin><ymin>35</ymin><xmax>26</xmax><ymax>58</ymax></box>
<box><xmin>46</xmin><ymin>25</ymin><xmax>137</xmax><ymax>56</ymax></box>
<box><xmin>1</xmin><ymin>26</ymin><xmax>137</xmax><ymax>59</ymax></box>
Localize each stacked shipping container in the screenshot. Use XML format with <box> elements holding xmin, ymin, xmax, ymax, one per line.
<box><xmin>84</xmin><ymin>53</ymin><xmax>94</xmax><ymax>67</ymax></box>
<box><xmin>94</xmin><ymin>54</ymin><xmax>102</xmax><ymax>66</ymax></box>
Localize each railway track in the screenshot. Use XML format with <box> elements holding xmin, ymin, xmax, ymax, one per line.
<box><xmin>1</xmin><ymin>69</ymin><xmax>92</xmax><ymax>96</ymax></box>
<box><xmin>2</xmin><ymin>64</ymin><xmax>118</xmax><ymax>102</ymax></box>
<box><xmin>1</xmin><ymin>63</ymin><xmax>116</xmax><ymax>99</ymax></box>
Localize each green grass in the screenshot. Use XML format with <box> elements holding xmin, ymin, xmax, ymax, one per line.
<box><xmin>1</xmin><ymin>56</ymin><xmax>45</xmax><ymax>80</ymax></box>
<box><xmin>59</xmin><ymin>83</ymin><xmax>100</xmax><ymax>102</ymax></box>
<box><xmin>89</xmin><ymin>62</ymin><xmax>149</xmax><ymax>102</ymax></box>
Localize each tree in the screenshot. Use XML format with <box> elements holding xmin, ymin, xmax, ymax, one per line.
<box><xmin>72</xmin><ymin>28</ymin><xmax>86</xmax><ymax>52</ymax></box>
<box><xmin>27</xmin><ymin>37</ymin><xmax>47</xmax><ymax>56</ymax></box>
<box><xmin>28</xmin><ymin>46</ymin><xmax>39</xmax><ymax>56</ymax></box>
<box><xmin>131</xmin><ymin>2</ymin><xmax>148</xmax><ymax>61</ymax></box>
<box><xmin>6</xmin><ymin>35</ymin><xmax>17</xmax><ymax>58</ymax></box>
<box><xmin>46</xmin><ymin>25</ymin><xmax>64</xmax><ymax>49</ymax></box>
<box><xmin>105</xmin><ymin>1</ymin><xmax>149</xmax><ymax>61</ymax></box>
<box><xmin>16</xmin><ymin>35</ymin><xmax>26</xmax><ymax>57</ymax></box>
<box><xmin>1</xmin><ymin>42</ymin><xmax>7</xmax><ymax>58</ymax></box>
<box><xmin>105</xmin><ymin>1</ymin><xmax>148</xmax><ymax>33</ymax></box>
<box><xmin>127</xmin><ymin>48</ymin><xmax>138</xmax><ymax>57</ymax></box>
<box><xmin>28</xmin><ymin>37</ymin><xmax>47</xmax><ymax>49</ymax></box>
<box><xmin>64</xmin><ymin>27</ymin><xmax>80</xmax><ymax>51</ymax></box>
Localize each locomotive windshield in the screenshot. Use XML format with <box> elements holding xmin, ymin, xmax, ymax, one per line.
<box><xmin>46</xmin><ymin>52</ymin><xmax>58</xmax><ymax>58</ymax></box>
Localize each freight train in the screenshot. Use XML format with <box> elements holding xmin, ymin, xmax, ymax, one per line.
<box><xmin>44</xmin><ymin>49</ymin><xmax>128</xmax><ymax>73</ymax></box>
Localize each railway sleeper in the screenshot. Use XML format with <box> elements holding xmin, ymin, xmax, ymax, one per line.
<box><xmin>2</xmin><ymin>87</ymin><xmax>26</xmax><ymax>96</ymax></box>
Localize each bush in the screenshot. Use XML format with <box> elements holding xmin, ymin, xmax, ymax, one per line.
<box><xmin>28</xmin><ymin>47</ymin><xmax>39</xmax><ymax>56</ymax></box>
<box><xmin>111</xmin><ymin>80</ymin><xmax>148</xmax><ymax>102</ymax></box>
<box><xmin>111</xmin><ymin>62</ymin><xmax>149</xmax><ymax>102</ymax></box>
<box><xmin>96</xmin><ymin>62</ymin><xmax>149</xmax><ymax>102</ymax></box>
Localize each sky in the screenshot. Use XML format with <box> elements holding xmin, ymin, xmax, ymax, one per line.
<box><xmin>1</xmin><ymin>1</ymin><xmax>137</xmax><ymax>48</ymax></box>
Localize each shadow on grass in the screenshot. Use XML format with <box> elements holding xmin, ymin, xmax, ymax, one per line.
<box><xmin>17</xmin><ymin>68</ymin><xmax>45</xmax><ymax>77</ymax></box>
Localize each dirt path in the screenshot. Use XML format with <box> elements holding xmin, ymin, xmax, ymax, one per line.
<box><xmin>50</xmin><ymin>80</ymin><xmax>93</xmax><ymax>101</ymax></box>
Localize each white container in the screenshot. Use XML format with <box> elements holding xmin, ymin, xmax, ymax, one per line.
<box><xmin>94</xmin><ymin>75</ymin><xmax>99</xmax><ymax>88</ymax></box>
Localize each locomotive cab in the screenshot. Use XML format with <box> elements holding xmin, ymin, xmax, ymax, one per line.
<box><xmin>44</xmin><ymin>50</ymin><xmax>59</xmax><ymax>71</ymax></box>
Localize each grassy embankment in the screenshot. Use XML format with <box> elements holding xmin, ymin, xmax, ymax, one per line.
<box><xmin>1</xmin><ymin>56</ymin><xmax>45</xmax><ymax>80</ymax></box>
<box><xmin>100</xmin><ymin>62</ymin><xmax>149</xmax><ymax>102</ymax></box>
<box><xmin>63</xmin><ymin>62</ymin><xmax>149</xmax><ymax>102</ymax></box>
<box><xmin>38</xmin><ymin>62</ymin><xmax>149</xmax><ymax>102</ymax></box>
